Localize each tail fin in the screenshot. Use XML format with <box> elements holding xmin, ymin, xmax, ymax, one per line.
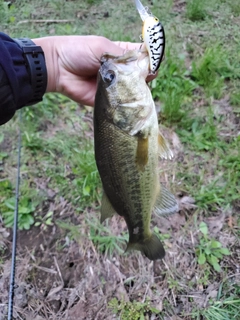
<box><xmin>126</xmin><ymin>233</ymin><xmax>165</xmax><ymax>260</ymax></box>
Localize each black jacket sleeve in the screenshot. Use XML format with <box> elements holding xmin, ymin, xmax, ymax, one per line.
<box><xmin>0</xmin><ymin>32</ymin><xmax>35</xmax><ymax>125</ymax></box>
<box><xmin>0</xmin><ymin>65</ymin><xmax>16</xmax><ymax>125</ymax></box>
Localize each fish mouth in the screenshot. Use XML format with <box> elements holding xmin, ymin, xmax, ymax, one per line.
<box><xmin>100</xmin><ymin>50</ymin><xmax>150</xmax><ymax>80</ymax></box>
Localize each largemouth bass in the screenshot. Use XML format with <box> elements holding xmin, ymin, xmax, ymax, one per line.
<box><xmin>94</xmin><ymin>50</ymin><xmax>178</xmax><ymax>261</ymax></box>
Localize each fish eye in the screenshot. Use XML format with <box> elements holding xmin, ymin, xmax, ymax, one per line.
<box><xmin>103</xmin><ymin>70</ymin><xmax>116</xmax><ymax>84</ymax></box>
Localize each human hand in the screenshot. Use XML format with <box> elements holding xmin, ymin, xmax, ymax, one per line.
<box><xmin>33</xmin><ymin>36</ymin><xmax>156</xmax><ymax>106</ymax></box>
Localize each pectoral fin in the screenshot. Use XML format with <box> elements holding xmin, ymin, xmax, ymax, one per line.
<box><xmin>136</xmin><ymin>136</ymin><xmax>149</xmax><ymax>171</ymax></box>
<box><xmin>100</xmin><ymin>191</ymin><xmax>116</xmax><ymax>223</ymax></box>
<box><xmin>126</xmin><ymin>233</ymin><xmax>165</xmax><ymax>260</ymax></box>
<box><xmin>154</xmin><ymin>184</ymin><xmax>178</xmax><ymax>216</ymax></box>
<box><xmin>158</xmin><ymin>132</ymin><xmax>173</xmax><ymax>159</ymax></box>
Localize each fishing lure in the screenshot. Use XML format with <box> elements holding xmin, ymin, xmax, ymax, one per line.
<box><xmin>134</xmin><ymin>0</ymin><xmax>165</xmax><ymax>73</ymax></box>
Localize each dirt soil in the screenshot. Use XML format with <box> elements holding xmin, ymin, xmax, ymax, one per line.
<box><xmin>1</xmin><ymin>124</ymin><xmax>239</xmax><ymax>319</ymax></box>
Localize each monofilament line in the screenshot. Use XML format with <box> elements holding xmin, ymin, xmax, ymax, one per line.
<box><xmin>8</xmin><ymin>110</ymin><xmax>22</xmax><ymax>320</ymax></box>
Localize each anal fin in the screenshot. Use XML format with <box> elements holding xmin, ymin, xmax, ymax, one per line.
<box><xmin>100</xmin><ymin>190</ymin><xmax>116</xmax><ymax>223</ymax></box>
<box><xmin>154</xmin><ymin>184</ymin><xmax>178</xmax><ymax>216</ymax></box>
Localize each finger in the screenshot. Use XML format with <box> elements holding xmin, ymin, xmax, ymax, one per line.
<box><xmin>114</xmin><ymin>41</ymin><xmax>142</xmax><ymax>51</ymax></box>
<box><xmin>90</xmin><ymin>38</ymin><xmax>142</xmax><ymax>67</ymax></box>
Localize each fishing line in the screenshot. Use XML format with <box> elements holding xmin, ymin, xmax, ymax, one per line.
<box><xmin>7</xmin><ymin>110</ymin><xmax>22</xmax><ymax>320</ymax></box>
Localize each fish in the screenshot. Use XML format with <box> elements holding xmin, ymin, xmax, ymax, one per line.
<box><xmin>134</xmin><ymin>0</ymin><xmax>165</xmax><ymax>73</ymax></box>
<box><xmin>94</xmin><ymin>50</ymin><xmax>178</xmax><ymax>261</ymax></box>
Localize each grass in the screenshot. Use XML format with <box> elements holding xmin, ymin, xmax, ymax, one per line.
<box><xmin>151</xmin><ymin>48</ymin><xmax>197</xmax><ymax>123</ymax></box>
<box><xmin>203</xmin><ymin>298</ymin><xmax>240</xmax><ymax>320</ymax></box>
<box><xmin>186</xmin><ymin>0</ymin><xmax>208</xmax><ymax>21</ymax></box>
<box><xmin>228</xmin><ymin>0</ymin><xmax>240</xmax><ymax>16</ymax></box>
<box><xmin>196</xmin><ymin>222</ymin><xmax>231</xmax><ymax>272</ymax></box>
<box><xmin>88</xmin><ymin>217</ymin><xmax>128</xmax><ymax>256</ymax></box>
<box><xmin>0</xmin><ymin>0</ymin><xmax>240</xmax><ymax>319</ymax></box>
<box><xmin>191</xmin><ymin>45</ymin><xmax>237</xmax><ymax>99</ymax></box>
<box><xmin>108</xmin><ymin>297</ymin><xmax>162</xmax><ymax>320</ymax></box>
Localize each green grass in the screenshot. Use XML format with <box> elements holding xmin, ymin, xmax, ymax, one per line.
<box><xmin>186</xmin><ymin>0</ymin><xmax>208</xmax><ymax>21</ymax></box>
<box><xmin>108</xmin><ymin>298</ymin><xmax>162</xmax><ymax>320</ymax></box>
<box><xmin>196</xmin><ymin>222</ymin><xmax>231</xmax><ymax>272</ymax></box>
<box><xmin>228</xmin><ymin>0</ymin><xmax>240</xmax><ymax>16</ymax></box>
<box><xmin>191</xmin><ymin>45</ymin><xmax>237</xmax><ymax>99</ymax></box>
<box><xmin>200</xmin><ymin>281</ymin><xmax>240</xmax><ymax>320</ymax></box>
<box><xmin>203</xmin><ymin>298</ymin><xmax>240</xmax><ymax>320</ymax></box>
<box><xmin>178</xmin><ymin>120</ymin><xmax>240</xmax><ymax>212</ymax></box>
<box><xmin>0</xmin><ymin>94</ymin><xmax>101</xmax><ymax>228</ymax></box>
<box><xmin>42</xmin><ymin>131</ymin><xmax>101</xmax><ymax>209</ymax></box>
<box><xmin>88</xmin><ymin>217</ymin><xmax>128</xmax><ymax>256</ymax></box>
<box><xmin>151</xmin><ymin>48</ymin><xmax>196</xmax><ymax>123</ymax></box>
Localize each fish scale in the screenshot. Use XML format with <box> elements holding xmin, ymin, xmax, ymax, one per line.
<box><xmin>95</xmin><ymin>114</ymin><xmax>158</xmax><ymax>233</ymax></box>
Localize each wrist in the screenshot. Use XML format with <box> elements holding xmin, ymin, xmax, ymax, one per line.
<box><xmin>13</xmin><ymin>38</ymin><xmax>48</xmax><ymax>105</ymax></box>
<box><xmin>32</xmin><ymin>37</ymin><xmax>58</xmax><ymax>95</ymax></box>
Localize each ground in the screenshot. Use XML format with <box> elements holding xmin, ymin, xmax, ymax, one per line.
<box><xmin>0</xmin><ymin>0</ymin><xmax>240</xmax><ymax>319</ymax></box>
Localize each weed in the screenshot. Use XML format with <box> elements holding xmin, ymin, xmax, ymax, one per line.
<box><xmin>151</xmin><ymin>48</ymin><xmax>196</xmax><ymax>124</ymax></box>
<box><xmin>195</xmin><ymin>182</ymin><xmax>226</xmax><ymax>211</ymax></box>
<box><xmin>34</xmin><ymin>211</ymin><xmax>54</xmax><ymax>230</ymax></box>
<box><xmin>45</xmin><ymin>136</ymin><xmax>101</xmax><ymax>208</ymax></box>
<box><xmin>88</xmin><ymin>218</ymin><xmax>128</xmax><ymax>256</ymax></box>
<box><xmin>22</xmin><ymin>131</ymin><xmax>43</xmax><ymax>152</ymax></box>
<box><xmin>197</xmin><ymin>266</ymin><xmax>212</xmax><ymax>286</ymax></box>
<box><xmin>0</xmin><ymin>134</ymin><xmax>8</xmax><ymax>172</ymax></box>
<box><xmin>71</xmin><ymin>148</ymin><xmax>100</xmax><ymax>207</ymax></box>
<box><xmin>191</xmin><ymin>46</ymin><xmax>235</xmax><ymax>99</ymax></box>
<box><xmin>153</xmin><ymin>226</ymin><xmax>171</xmax><ymax>241</ymax></box>
<box><xmin>2</xmin><ymin>197</ymin><xmax>35</xmax><ymax>230</ymax></box>
<box><xmin>186</xmin><ymin>0</ymin><xmax>207</xmax><ymax>21</ymax></box>
<box><xmin>203</xmin><ymin>296</ymin><xmax>240</xmax><ymax>320</ymax></box>
<box><xmin>196</xmin><ymin>222</ymin><xmax>231</xmax><ymax>272</ymax></box>
<box><xmin>0</xmin><ymin>150</ymin><xmax>8</xmax><ymax>164</ymax></box>
<box><xmin>178</xmin><ymin>111</ymin><xmax>219</xmax><ymax>152</ymax></box>
<box><xmin>0</xmin><ymin>179</ymin><xmax>12</xmax><ymax>192</ymax></box>
<box><xmin>228</xmin><ymin>0</ymin><xmax>240</xmax><ymax>16</ymax></box>
<box><xmin>0</xmin><ymin>226</ymin><xmax>9</xmax><ymax>250</ymax></box>
<box><xmin>0</xmin><ymin>1</ymin><xmax>10</xmax><ymax>24</ymax></box>
<box><xmin>22</xmin><ymin>93</ymin><xmax>63</xmax><ymax>122</ymax></box>
<box><xmin>0</xmin><ymin>178</ymin><xmax>13</xmax><ymax>219</ymax></box>
<box><xmin>56</xmin><ymin>220</ymin><xmax>82</xmax><ymax>242</ymax></box>
<box><xmin>85</xmin><ymin>0</ymin><xmax>103</xmax><ymax>4</ymax></box>
<box><xmin>167</xmin><ymin>276</ymin><xmax>181</xmax><ymax>292</ymax></box>
<box><xmin>108</xmin><ymin>298</ymin><xmax>161</xmax><ymax>320</ymax></box>
<box><xmin>230</xmin><ymin>90</ymin><xmax>240</xmax><ymax>106</ymax></box>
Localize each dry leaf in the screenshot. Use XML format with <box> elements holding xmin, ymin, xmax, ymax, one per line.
<box><xmin>205</xmin><ymin>213</ymin><xmax>225</xmax><ymax>234</ymax></box>
<box><xmin>178</xmin><ymin>196</ymin><xmax>196</xmax><ymax>211</ymax></box>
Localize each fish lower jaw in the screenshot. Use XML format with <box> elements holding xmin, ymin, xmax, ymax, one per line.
<box><xmin>118</xmin><ymin>101</ymin><xmax>141</xmax><ymax>108</ymax></box>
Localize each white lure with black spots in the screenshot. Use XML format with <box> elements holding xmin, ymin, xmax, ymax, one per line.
<box><xmin>134</xmin><ymin>0</ymin><xmax>165</xmax><ymax>73</ymax></box>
